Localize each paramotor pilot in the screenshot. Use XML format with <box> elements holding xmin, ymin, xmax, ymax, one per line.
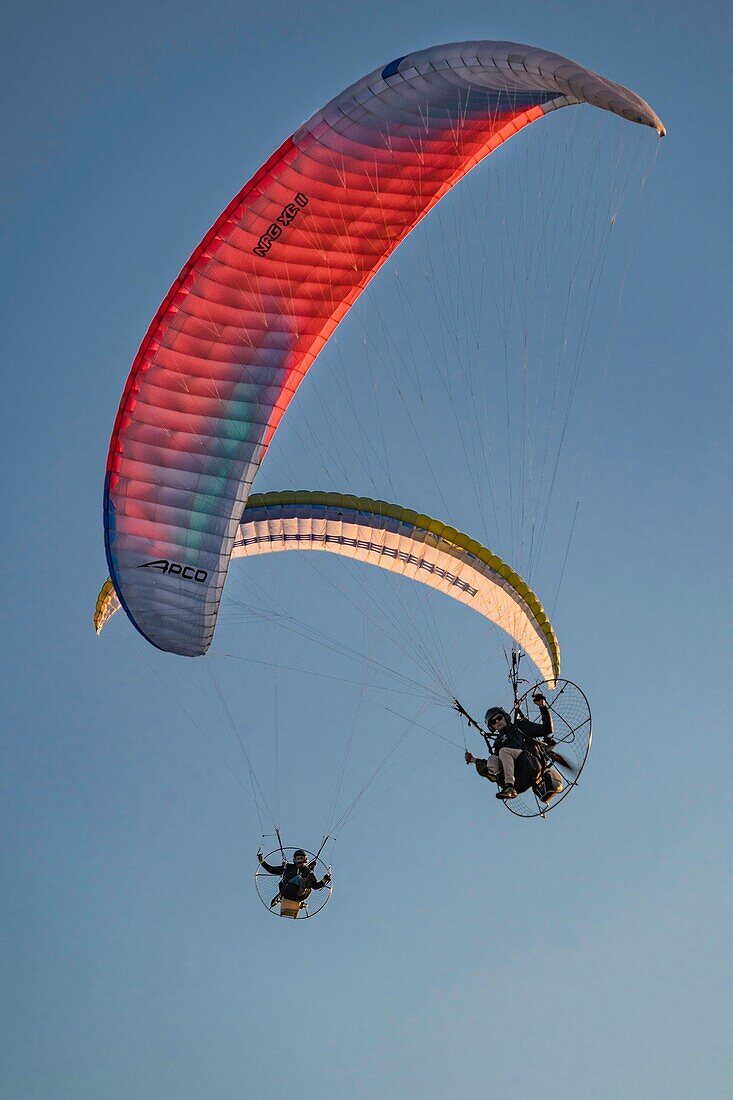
<box><xmin>465</xmin><ymin>692</ymin><xmax>563</xmax><ymax>802</ymax></box>
<box><xmin>257</xmin><ymin>848</ymin><xmax>331</xmax><ymax>910</ymax></box>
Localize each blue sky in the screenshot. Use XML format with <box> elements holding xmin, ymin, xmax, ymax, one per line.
<box><xmin>2</xmin><ymin>2</ymin><xmax>731</xmax><ymax>1097</ymax></box>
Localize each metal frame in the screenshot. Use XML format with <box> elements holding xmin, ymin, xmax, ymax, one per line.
<box><xmin>254</xmin><ymin>847</ymin><xmax>333</xmax><ymax>919</ymax></box>
<box><xmin>505</xmin><ymin>678</ymin><xmax>593</xmax><ymax>819</ymax></box>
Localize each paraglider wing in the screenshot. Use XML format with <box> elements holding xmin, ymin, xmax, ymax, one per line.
<box><xmin>104</xmin><ymin>41</ymin><xmax>664</xmax><ymax>656</ymax></box>
<box><xmin>96</xmin><ymin>490</ymin><xmax>560</xmax><ymax>684</ymax></box>
<box><xmin>94</xmin><ymin>577</ymin><xmax>120</xmax><ymax>634</ymax></box>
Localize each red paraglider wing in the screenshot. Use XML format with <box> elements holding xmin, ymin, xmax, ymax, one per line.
<box><xmin>104</xmin><ymin>41</ymin><xmax>663</xmax><ymax>656</ymax></box>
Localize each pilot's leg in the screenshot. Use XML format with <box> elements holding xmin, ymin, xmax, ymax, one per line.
<box><xmin>485</xmin><ymin>754</ymin><xmax>502</xmax><ymax>782</ymax></box>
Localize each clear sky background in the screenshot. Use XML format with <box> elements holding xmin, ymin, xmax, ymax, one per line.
<box><xmin>2</xmin><ymin>2</ymin><xmax>731</xmax><ymax>1098</ymax></box>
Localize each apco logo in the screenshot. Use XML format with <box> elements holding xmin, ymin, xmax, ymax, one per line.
<box><xmin>139</xmin><ymin>559</ymin><xmax>208</xmax><ymax>583</ymax></box>
<box><xmin>253</xmin><ymin>193</ymin><xmax>309</xmax><ymax>258</ymax></box>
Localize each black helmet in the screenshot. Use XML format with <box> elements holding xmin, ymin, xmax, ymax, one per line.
<box><xmin>485</xmin><ymin>706</ymin><xmax>510</xmax><ymax>728</ymax></box>
<box><xmin>293</xmin><ymin>849</ymin><xmax>307</xmax><ymax>860</ymax></box>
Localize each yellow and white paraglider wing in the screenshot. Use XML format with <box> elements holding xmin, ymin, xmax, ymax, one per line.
<box><xmin>95</xmin><ymin>490</ymin><xmax>560</xmax><ymax>686</ymax></box>
<box><xmin>94</xmin><ymin>577</ymin><xmax>121</xmax><ymax>635</ymax></box>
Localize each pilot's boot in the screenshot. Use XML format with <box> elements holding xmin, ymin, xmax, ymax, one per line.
<box><xmin>496</xmin><ymin>785</ymin><xmax>517</xmax><ymax>800</ymax></box>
